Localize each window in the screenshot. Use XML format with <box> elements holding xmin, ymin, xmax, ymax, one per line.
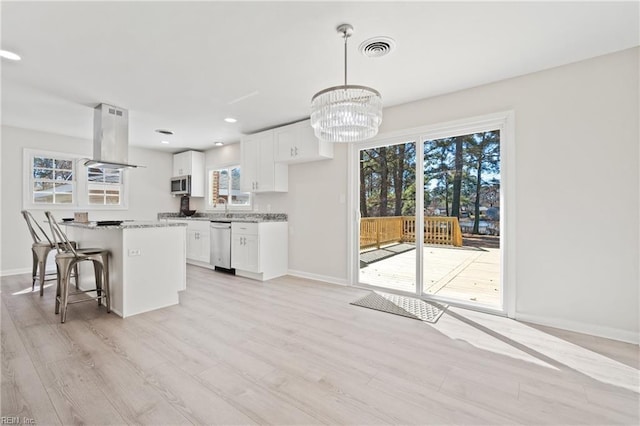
<box><xmin>207</xmin><ymin>166</ymin><xmax>251</xmax><ymax>209</ymax></box>
<box><xmin>31</xmin><ymin>155</ymin><xmax>74</xmax><ymax>204</ymax></box>
<box><xmin>87</xmin><ymin>167</ymin><xmax>123</xmax><ymax>205</ymax></box>
<box><xmin>24</xmin><ymin>148</ymin><xmax>128</xmax><ymax>210</ymax></box>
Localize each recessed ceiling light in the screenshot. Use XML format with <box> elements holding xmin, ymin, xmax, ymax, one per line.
<box><xmin>0</xmin><ymin>49</ymin><xmax>21</xmax><ymax>61</ymax></box>
<box><xmin>161</xmin><ymin>140</ymin><xmax>170</xmax><ymax>144</ymax></box>
<box><xmin>224</xmin><ymin>117</ymin><xmax>237</xmax><ymax>123</ymax></box>
<box><xmin>214</xmin><ymin>142</ymin><xmax>224</xmax><ymax>146</ymax></box>
<box><xmin>155</xmin><ymin>129</ymin><xmax>174</xmax><ymax>135</ymax></box>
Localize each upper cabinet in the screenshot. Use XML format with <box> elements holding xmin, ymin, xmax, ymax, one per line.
<box><xmin>173</xmin><ymin>150</ymin><xmax>205</xmax><ymax>197</ymax></box>
<box><xmin>274</xmin><ymin>120</ymin><xmax>333</xmax><ymax>164</ymax></box>
<box><xmin>241</xmin><ymin>132</ymin><xmax>288</xmax><ymax>193</ymax></box>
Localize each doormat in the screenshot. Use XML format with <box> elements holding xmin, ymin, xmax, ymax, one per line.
<box><xmin>351</xmin><ymin>291</ymin><xmax>447</xmax><ymax>323</ymax></box>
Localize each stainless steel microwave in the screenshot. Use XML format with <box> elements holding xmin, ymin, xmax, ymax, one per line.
<box><xmin>171</xmin><ymin>175</ymin><xmax>191</xmax><ymax>195</ymax></box>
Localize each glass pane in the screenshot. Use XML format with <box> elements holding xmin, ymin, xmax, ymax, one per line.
<box><xmin>89</xmin><ymin>195</ymin><xmax>104</xmax><ymax>204</ymax></box>
<box><xmin>104</xmin><ymin>172</ymin><xmax>121</xmax><ymax>184</ymax></box>
<box><xmin>55</xmin><ymin>159</ymin><xmax>72</xmax><ymax>170</ymax></box>
<box><xmin>106</xmin><ymin>196</ymin><xmax>120</xmax><ymax>205</ymax></box>
<box><xmin>55</xmin><ymin>170</ymin><xmax>73</xmax><ymax>181</ymax></box>
<box><xmin>219</xmin><ymin>170</ymin><xmax>229</xmax><ymax>192</ymax></box>
<box><xmin>106</xmin><ymin>189</ymin><xmax>120</xmax><ymax>195</ymax></box>
<box><xmin>359</xmin><ymin>141</ymin><xmax>417</xmax><ymax>293</ymax></box>
<box><xmin>231</xmin><ymin>167</ymin><xmax>241</xmax><ymax>191</ymax></box>
<box><xmin>33</xmin><ymin>157</ymin><xmax>53</xmax><ymax>168</ymax></box>
<box><xmin>422</xmin><ymin>130</ymin><xmax>501</xmax><ymax>307</ymax></box>
<box><xmin>88</xmin><ymin>172</ymin><xmax>104</xmax><ymax>182</ymax></box>
<box><xmin>34</xmin><ymin>168</ymin><xmax>53</xmax><ymax>179</ymax></box>
<box><xmin>230</xmin><ymin>192</ymin><xmax>250</xmax><ymax>206</ymax></box>
<box><xmin>52</xmin><ymin>182</ymin><xmax>73</xmax><ymax>193</ymax></box>
<box><xmin>55</xmin><ymin>193</ymin><xmax>73</xmax><ymax>204</ymax></box>
<box><xmin>34</xmin><ymin>182</ymin><xmax>54</xmax><ymax>191</ymax></box>
<box><xmin>34</xmin><ymin>193</ymin><xmax>53</xmax><ymax>203</ymax></box>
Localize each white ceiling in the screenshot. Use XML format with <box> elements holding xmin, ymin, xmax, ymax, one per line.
<box><xmin>2</xmin><ymin>1</ymin><xmax>638</xmax><ymax>153</ymax></box>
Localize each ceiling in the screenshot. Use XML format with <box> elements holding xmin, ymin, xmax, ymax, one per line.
<box><xmin>2</xmin><ymin>1</ymin><xmax>638</xmax><ymax>153</ymax></box>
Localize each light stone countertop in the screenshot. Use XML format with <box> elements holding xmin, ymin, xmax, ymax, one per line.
<box><xmin>64</xmin><ymin>220</ymin><xmax>187</xmax><ymax>230</ymax></box>
<box><xmin>157</xmin><ymin>212</ymin><xmax>288</xmax><ymax>223</ymax></box>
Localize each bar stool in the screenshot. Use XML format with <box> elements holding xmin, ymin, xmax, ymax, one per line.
<box><xmin>45</xmin><ymin>211</ymin><xmax>111</xmax><ymax>323</ymax></box>
<box><xmin>20</xmin><ymin>210</ymin><xmax>79</xmax><ymax>296</ymax></box>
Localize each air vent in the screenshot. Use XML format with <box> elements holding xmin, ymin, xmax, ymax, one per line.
<box><xmin>359</xmin><ymin>36</ymin><xmax>396</xmax><ymax>58</ymax></box>
<box><xmin>107</xmin><ymin>107</ymin><xmax>124</xmax><ymax>116</ymax></box>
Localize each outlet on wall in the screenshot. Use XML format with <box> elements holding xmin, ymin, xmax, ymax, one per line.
<box><xmin>128</xmin><ymin>249</ymin><xmax>141</xmax><ymax>256</ymax></box>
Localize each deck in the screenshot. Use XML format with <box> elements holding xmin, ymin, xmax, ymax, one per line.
<box><xmin>359</xmin><ymin>241</ymin><xmax>501</xmax><ymax>307</ymax></box>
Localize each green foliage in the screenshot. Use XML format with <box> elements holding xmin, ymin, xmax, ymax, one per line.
<box><xmin>360</xmin><ymin>131</ymin><xmax>500</xmax><ymax>234</ymax></box>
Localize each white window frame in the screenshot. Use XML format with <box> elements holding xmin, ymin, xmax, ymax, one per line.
<box><xmin>205</xmin><ymin>164</ymin><xmax>252</xmax><ymax>211</ymax></box>
<box><xmin>23</xmin><ymin>148</ymin><xmax>129</xmax><ymax>210</ymax></box>
<box><xmin>347</xmin><ymin>110</ymin><xmax>516</xmax><ymax>318</ymax></box>
<box><xmin>86</xmin><ymin>166</ymin><xmax>126</xmax><ymax>208</ymax></box>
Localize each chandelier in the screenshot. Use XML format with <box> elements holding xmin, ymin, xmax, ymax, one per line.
<box><xmin>310</xmin><ymin>24</ymin><xmax>383</xmax><ymax>143</ymax></box>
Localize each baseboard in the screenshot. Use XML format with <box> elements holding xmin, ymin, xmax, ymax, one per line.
<box><xmin>287</xmin><ymin>269</ymin><xmax>349</xmax><ymax>287</ymax></box>
<box><xmin>1</xmin><ymin>268</ymin><xmax>31</xmax><ymax>277</ymax></box>
<box><xmin>515</xmin><ymin>312</ymin><xmax>639</xmax><ymax>345</ymax></box>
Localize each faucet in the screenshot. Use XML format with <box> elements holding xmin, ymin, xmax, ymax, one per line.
<box><xmin>216</xmin><ymin>197</ymin><xmax>230</xmax><ymax>217</ymax></box>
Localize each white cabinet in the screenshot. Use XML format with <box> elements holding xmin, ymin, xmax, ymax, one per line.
<box><xmin>186</xmin><ymin>220</ymin><xmax>210</xmax><ymax>264</ymax></box>
<box><xmin>167</xmin><ymin>219</ymin><xmax>210</xmax><ymax>266</ymax></box>
<box><xmin>231</xmin><ymin>224</ymin><xmax>260</xmax><ymax>273</ymax></box>
<box><xmin>274</xmin><ymin>120</ymin><xmax>333</xmax><ymax>164</ymax></box>
<box><xmin>231</xmin><ymin>221</ymin><xmax>287</xmax><ymax>281</ymax></box>
<box><xmin>240</xmin><ymin>132</ymin><xmax>288</xmax><ymax>193</ymax></box>
<box><xmin>173</xmin><ymin>150</ymin><xmax>205</xmax><ymax>197</ymax></box>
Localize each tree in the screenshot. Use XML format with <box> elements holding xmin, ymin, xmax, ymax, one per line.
<box><xmin>465</xmin><ymin>131</ymin><xmax>500</xmax><ymax>233</ymax></box>
<box><xmin>451</xmin><ymin>136</ymin><xmax>464</xmax><ymax>218</ymax></box>
<box><xmin>393</xmin><ymin>144</ymin><xmax>406</xmax><ymax>216</ymax></box>
<box><xmin>378</xmin><ymin>147</ymin><xmax>389</xmax><ymax>216</ymax></box>
<box><xmin>359</xmin><ymin>150</ymin><xmax>368</xmax><ymax>217</ymax></box>
<box><xmin>359</xmin><ymin>142</ymin><xmax>416</xmax><ymax>218</ymax></box>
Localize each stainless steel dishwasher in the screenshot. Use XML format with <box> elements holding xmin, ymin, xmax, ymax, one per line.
<box><xmin>210</xmin><ymin>221</ymin><xmax>232</xmax><ymax>271</ymax></box>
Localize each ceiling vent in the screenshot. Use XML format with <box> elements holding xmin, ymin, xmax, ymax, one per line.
<box><xmin>359</xmin><ymin>36</ymin><xmax>396</xmax><ymax>58</ymax></box>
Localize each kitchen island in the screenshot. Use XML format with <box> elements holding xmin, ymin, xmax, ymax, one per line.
<box><xmin>64</xmin><ymin>221</ymin><xmax>186</xmax><ymax>318</ymax></box>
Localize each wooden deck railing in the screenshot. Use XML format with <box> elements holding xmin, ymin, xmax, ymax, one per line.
<box><xmin>360</xmin><ymin>216</ymin><xmax>463</xmax><ymax>249</ymax></box>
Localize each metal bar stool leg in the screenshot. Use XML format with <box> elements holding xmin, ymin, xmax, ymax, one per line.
<box><xmin>93</xmin><ymin>260</ymin><xmax>103</xmax><ymax>307</ymax></box>
<box><xmin>55</xmin><ymin>268</ymin><xmax>62</xmax><ymax>314</ymax></box>
<box><xmin>55</xmin><ymin>256</ymin><xmax>75</xmax><ymax>323</ymax></box>
<box><xmin>102</xmin><ymin>253</ymin><xmax>110</xmax><ymax>313</ymax></box>
<box><xmin>31</xmin><ymin>250</ymin><xmax>38</xmax><ymax>291</ymax></box>
<box><xmin>32</xmin><ymin>245</ymin><xmax>52</xmax><ymax>296</ymax></box>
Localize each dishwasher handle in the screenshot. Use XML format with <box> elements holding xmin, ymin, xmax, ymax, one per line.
<box><xmin>210</xmin><ymin>222</ymin><xmax>231</xmax><ymax>229</ymax></box>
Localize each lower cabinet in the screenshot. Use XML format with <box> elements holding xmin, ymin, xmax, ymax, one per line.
<box><xmin>186</xmin><ymin>230</ymin><xmax>210</xmax><ymax>263</ymax></box>
<box><xmin>231</xmin><ymin>222</ymin><xmax>287</xmax><ymax>281</ymax></box>
<box><xmin>167</xmin><ymin>219</ymin><xmax>210</xmax><ymax>266</ymax></box>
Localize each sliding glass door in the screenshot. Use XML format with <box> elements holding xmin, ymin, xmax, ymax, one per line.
<box><xmin>358</xmin><ymin>140</ymin><xmax>417</xmax><ymax>293</ymax></box>
<box><xmin>421</xmin><ymin>131</ymin><xmax>501</xmax><ymax>308</ymax></box>
<box><xmin>353</xmin><ymin>114</ymin><xmax>509</xmax><ymax>313</ymax></box>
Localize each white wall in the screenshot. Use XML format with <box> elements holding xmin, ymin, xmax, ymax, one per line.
<box><xmin>1</xmin><ymin>125</ymin><xmax>179</xmax><ymax>274</ymax></box>
<box><xmin>260</xmin><ymin>47</ymin><xmax>639</xmax><ymax>342</ymax></box>
<box><xmin>378</xmin><ymin>47</ymin><xmax>639</xmax><ymax>342</ymax></box>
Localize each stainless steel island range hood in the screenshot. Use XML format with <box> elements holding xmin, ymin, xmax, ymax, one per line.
<box><xmin>84</xmin><ymin>103</ymin><xmax>141</xmax><ymax>169</ymax></box>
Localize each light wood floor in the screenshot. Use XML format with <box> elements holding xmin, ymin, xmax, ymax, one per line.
<box><xmin>2</xmin><ymin>266</ymin><xmax>638</xmax><ymax>425</ymax></box>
